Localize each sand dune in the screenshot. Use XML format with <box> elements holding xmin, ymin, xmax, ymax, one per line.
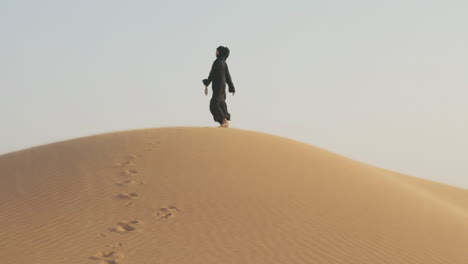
<box><xmin>0</xmin><ymin>127</ymin><xmax>467</xmax><ymax>264</ymax></box>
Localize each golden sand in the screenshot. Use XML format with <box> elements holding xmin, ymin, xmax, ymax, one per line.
<box><xmin>1</xmin><ymin>127</ymin><xmax>467</xmax><ymax>263</ymax></box>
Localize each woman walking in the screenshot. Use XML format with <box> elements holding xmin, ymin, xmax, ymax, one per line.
<box><xmin>203</xmin><ymin>46</ymin><xmax>236</xmax><ymax>127</ymax></box>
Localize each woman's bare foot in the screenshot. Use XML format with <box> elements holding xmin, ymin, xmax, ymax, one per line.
<box><xmin>220</xmin><ymin>119</ymin><xmax>229</xmax><ymax>128</ymax></box>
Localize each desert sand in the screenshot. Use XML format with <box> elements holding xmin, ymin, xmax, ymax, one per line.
<box><xmin>0</xmin><ymin>127</ymin><xmax>467</xmax><ymax>264</ymax></box>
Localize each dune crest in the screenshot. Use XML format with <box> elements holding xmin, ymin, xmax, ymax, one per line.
<box><xmin>0</xmin><ymin>127</ymin><xmax>467</xmax><ymax>264</ymax></box>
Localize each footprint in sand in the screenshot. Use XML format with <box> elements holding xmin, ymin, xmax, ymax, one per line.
<box><xmin>116</xmin><ymin>179</ymin><xmax>137</xmax><ymax>186</ymax></box>
<box><xmin>96</xmin><ymin>233</ymin><xmax>107</xmax><ymax>238</ymax></box>
<box><xmin>106</xmin><ymin>242</ymin><xmax>123</xmax><ymax>248</ymax></box>
<box><xmin>120</xmin><ymin>169</ymin><xmax>138</xmax><ymax>177</ymax></box>
<box><xmin>154</xmin><ymin>206</ymin><xmax>180</xmax><ymax>221</ymax></box>
<box><xmin>116</xmin><ymin>193</ymin><xmax>139</xmax><ymax>200</ymax></box>
<box><xmin>89</xmin><ymin>250</ymin><xmax>125</xmax><ymax>264</ymax></box>
<box><xmin>113</xmin><ymin>160</ymin><xmax>136</xmax><ymax>168</ymax></box>
<box><xmin>110</xmin><ymin>220</ymin><xmax>142</xmax><ymax>233</ymax></box>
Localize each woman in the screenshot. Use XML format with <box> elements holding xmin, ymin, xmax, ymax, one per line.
<box><xmin>203</xmin><ymin>46</ymin><xmax>236</xmax><ymax>127</ymax></box>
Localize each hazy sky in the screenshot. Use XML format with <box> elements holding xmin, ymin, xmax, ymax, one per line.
<box><xmin>1</xmin><ymin>0</ymin><xmax>467</xmax><ymax>188</ymax></box>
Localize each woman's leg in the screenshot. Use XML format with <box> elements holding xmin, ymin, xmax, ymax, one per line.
<box><xmin>221</xmin><ymin>93</ymin><xmax>231</xmax><ymax>121</ymax></box>
<box><xmin>221</xmin><ymin>101</ymin><xmax>231</xmax><ymax>121</ymax></box>
<box><xmin>210</xmin><ymin>97</ymin><xmax>225</xmax><ymax>125</ymax></box>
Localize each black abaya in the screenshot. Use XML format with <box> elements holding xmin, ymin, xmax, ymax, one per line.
<box><xmin>203</xmin><ymin>47</ymin><xmax>235</xmax><ymax>124</ymax></box>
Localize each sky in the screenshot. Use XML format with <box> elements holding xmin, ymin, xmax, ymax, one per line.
<box><xmin>1</xmin><ymin>0</ymin><xmax>467</xmax><ymax>188</ymax></box>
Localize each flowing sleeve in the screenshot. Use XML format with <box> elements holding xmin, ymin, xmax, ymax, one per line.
<box><xmin>225</xmin><ymin>64</ymin><xmax>235</xmax><ymax>93</ymax></box>
<box><xmin>202</xmin><ymin>61</ymin><xmax>217</xmax><ymax>87</ymax></box>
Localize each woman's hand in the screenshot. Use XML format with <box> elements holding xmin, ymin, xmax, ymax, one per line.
<box><xmin>204</xmin><ymin>87</ymin><xmax>208</xmax><ymax>96</ymax></box>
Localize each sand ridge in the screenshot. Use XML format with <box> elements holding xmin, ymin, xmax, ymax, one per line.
<box><xmin>0</xmin><ymin>127</ymin><xmax>467</xmax><ymax>263</ymax></box>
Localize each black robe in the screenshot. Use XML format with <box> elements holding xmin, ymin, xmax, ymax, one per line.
<box><xmin>203</xmin><ymin>53</ymin><xmax>235</xmax><ymax>124</ymax></box>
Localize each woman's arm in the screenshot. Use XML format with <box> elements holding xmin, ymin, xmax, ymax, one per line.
<box><xmin>203</xmin><ymin>61</ymin><xmax>217</xmax><ymax>87</ymax></box>
<box><xmin>225</xmin><ymin>64</ymin><xmax>235</xmax><ymax>94</ymax></box>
